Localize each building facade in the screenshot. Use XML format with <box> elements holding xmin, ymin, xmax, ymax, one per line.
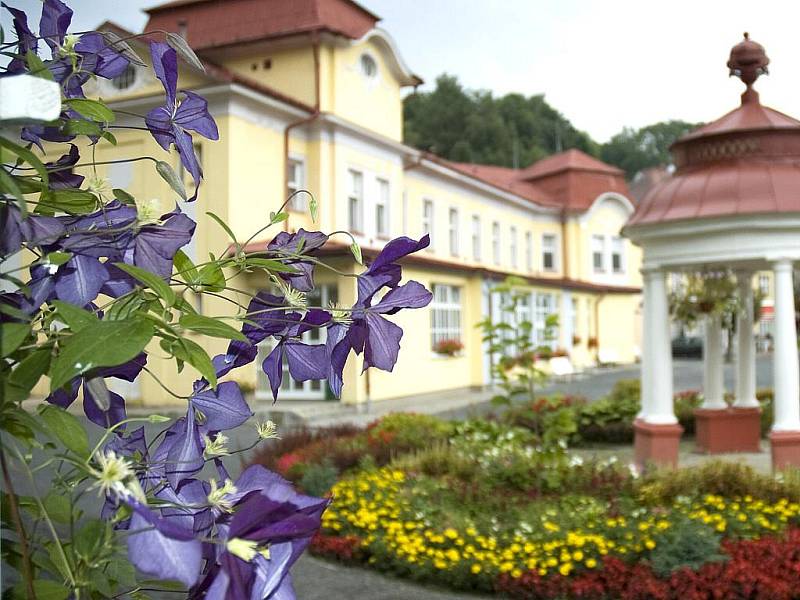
<box><xmin>80</xmin><ymin>0</ymin><xmax>643</xmax><ymax>406</ymax></box>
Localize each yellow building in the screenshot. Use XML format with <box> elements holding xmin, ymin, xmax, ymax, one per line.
<box><xmin>83</xmin><ymin>0</ymin><xmax>642</xmax><ymax>406</ymax></box>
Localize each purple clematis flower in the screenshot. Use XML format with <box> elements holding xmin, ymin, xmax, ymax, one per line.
<box><xmin>38</xmin><ymin>0</ymin><xmax>71</xmax><ymax>54</ymax></box>
<box><xmin>46</xmin><ymin>353</ymin><xmax>147</xmax><ymax>429</ymax></box>
<box><xmin>2</xmin><ymin>2</ymin><xmax>38</xmax><ymax>73</ymax></box>
<box><xmin>190</xmin><ymin>465</ymin><xmax>329</xmax><ymax>600</ymax></box>
<box><xmin>46</xmin><ymin>144</ymin><xmax>84</xmax><ymax>189</ymax></box>
<box><xmin>0</xmin><ymin>202</ymin><xmax>64</xmax><ymax>256</ymax></box>
<box><xmin>145</xmin><ymin>42</ymin><xmax>219</xmax><ymax>201</ymax></box>
<box><xmin>266</xmin><ymin>228</ymin><xmax>330</xmax><ymax>292</ymax></box>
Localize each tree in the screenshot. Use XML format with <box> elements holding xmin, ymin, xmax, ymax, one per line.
<box><xmin>600</xmin><ymin>120</ymin><xmax>702</xmax><ymax>179</ymax></box>
<box><xmin>403</xmin><ymin>74</ymin><xmax>598</xmax><ymax>167</ymax></box>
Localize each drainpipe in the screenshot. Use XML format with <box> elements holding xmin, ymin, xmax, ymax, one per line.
<box><xmin>282</xmin><ymin>31</ymin><xmax>321</xmax><ymax>231</ymax></box>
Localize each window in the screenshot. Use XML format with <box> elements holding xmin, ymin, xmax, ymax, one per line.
<box><xmin>534</xmin><ymin>292</ymin><xmax>556</xmax><ymax>348</ymax></box>
<box><xmin>360</xmin><ymin>53</ymin><xmax>377</xmax><ymax>78</ymax></box>
<box><xmin>759</xmin><ymin>274</ymin><xmax>770</xmax><ymax>296</ymax></box>
<box><xmin>571</xmin><ymin>297</ymin><xmax>579</xmax><ymax>339</ymax></box>
<box><xmin>542</xmin><ymin>234</ymin><xmax>557</xmax><ymax>271</ymax></box>
<box><xmin>471</xmin><ymin>215</ymin><xmax>481</xmax><ymax>261</ymax></box>
<box><xmin>509</xmin><ymin>227</ymin><xmax>518</xmax><ymax>269</ymax></box>
<box><xmin>611</xmin><ymin>236</ymin><xmax>625</xmax><ymax>273</ymax></box>
<box><xmin>525</xmin><ymin>231</ymin><xmax>533</xmax><ymax>272</ymax></box>
<box><xmin>492</xmin><ymin>222</ymin><xmax>501</xmax><ymax>265</ymax></box>
<box><xmin>430</xmin><ymin>284</ymin><xmax>462</xmax><ymax>350</ymax></box>
<box><xmin>448</xmin><ymin>208</ymin><xmax>459</xmax><ymax>256</ymax></box>
<box><xmin>111</xmin><ymin>64</ymin><xmax>137</xmax><ymax>90</ymax></box>
<box><xmin>422</xmin><ymin>199</ymin><xmax>434</xmax><ymax>246</ymax></box>
<box><xmin>376</xmin><ymin>178</ymin><xmax>389</xmax><ymax>237</ymax></box>
<box><xmin>287</xmin><ymin>159</ymin><xmax>305</xmax><ymax>211</ymax></box>
<box><xmin>592</xmin><ymin>235</ymin><xmax>606</xmax><ymax>273</ymax></box>
<box><xmin>347</xmin><ymin>169</ymin><xmax>363</xmax><ymax>232</ymax></box>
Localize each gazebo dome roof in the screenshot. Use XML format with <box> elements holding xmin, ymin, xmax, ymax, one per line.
<box><xmin>627</xmin><ymin>34</ymin><xmax>800</xmax><ymax>228</ymax></box>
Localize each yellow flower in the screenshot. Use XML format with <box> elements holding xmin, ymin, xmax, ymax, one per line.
<box><xmin>586</xmin><ymin>558</ymin><xmax>597</xmax><ymax>569</ymax></box>
<box><xmin>471</xmin><ymin>564</ymin><xmax>482</xmax><ymax>574</ymax></box>
<box><xmin>559</xmin><ymin>562</ymin><xmax>573</xmax><ymax>576</ymax></box>
<box><xmin>644</xmin><ymin>539</ymin><xmax>656</xmax><ymax>550</ymax></box>
<box><xmin>444</xmin><ymin>528</ymin><xmax>458</xmax><ymax>540</ymax></box>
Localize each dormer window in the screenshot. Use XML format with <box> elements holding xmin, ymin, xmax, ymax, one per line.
<box><xmin>360</xmin><ymin>53</ymin><xmax>377</xmax><ymax>79</ymax></box>
<box><xmin>111</xmin><ymin>65</ymin><xmax>137</xmax><ymax>91</ymax></box>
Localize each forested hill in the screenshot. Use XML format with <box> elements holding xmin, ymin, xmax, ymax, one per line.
<box><xmin>402</xmin><ymin>74</ymin><xmax>700</xmax><ymax>180</ymax></box>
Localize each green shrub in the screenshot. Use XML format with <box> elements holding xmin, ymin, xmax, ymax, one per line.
<box><xmin>576</xmin><ymin>380</ymin><xmax>640</xmax><ymax>443</ymax></box>
<box><xmin>648</xmin><ymin>516</ymin><xmax>726</xmax><ymax>577</ymax></box>
<box><xmin>366</xmin><ymin>413</ymin><xmax>453</xmax><ymax>454</ymax></box>
<box><xmin>503</xmin><ymin>395</ymin><xmax>586</xmax><ymax>446</ymax></box>
<box><xmin>299</xmin><ymin>460</ymin><xmax>339</xmax><ymax>496</ymax></box>
<box><xmin>637</xmin><ymin>460</ymin><xmax>800</xmax><ymax>505</ymax></box>
<box><xmin>674</xmin><ymin>390</ymin><xmax>702</xmax><ymax>434</ymax></box>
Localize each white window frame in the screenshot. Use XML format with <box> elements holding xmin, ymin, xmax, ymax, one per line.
<box><xmin>448</xmin><ymin>208</ymin><xmax>459</xmax><ymax>257</ymax></box>
<box><xmin>422</xmin><ymin>199</ymin><xmax>435</xmax><ymax>249</ymax></box>
<box><xmin>542</xmin><ymin>233</ymin><xmax>558</xmax><ymax>272</ymax></box>
<box><xmin>534</xmin><ymin>292</ymin><xmax>557</xmax><ymax>349</ymax></box>
<box><xmin>347</xmin><ymin>169</ymin><xmax>364</xmax><ymax>232</ymax></box>
<box><xmin>430</xmin><ymin>284</ymin><xmax>462</xmax><ymax>352</ymax></box>
<box><xmin>471</xmin><ymin>215</ymin><xmax>481</xmax><ymax>262</ymax></box>
<box><xmin>592</xmin><ymin>234</ymin><xmax>606</xmax><ymax>273</ymax></box>
<box><xmin>287</xmin><ymin>158</ymin><xmax>305</xmax><ymax>212</ymax></box>
<box><xmin>375</xmin><ymin>177</ymin><xmax>390</xmax><ymax>238</ymax></box>
<box><xmin>759</xmin><ymin>274</ymin><xmax>770</xmax><ymax>296</ymax></box>
<box><xmin>492</xmin><ymin>222</ymin><xmax>501</xmax><ymax>266</ymax></box>
<box><xmin>525</xmin><ymin>231</ymin><xmax>533</xmax><ymax>272</ymax></box>
<box><xmin>510</xmin><ymin>226</ymin><xmax>518</xmax><ymax>269</ymax></box>
<box><xmin>611</xmin><ymin>236</ymin><xmax>625</xmax><ymax>274</ymax></box>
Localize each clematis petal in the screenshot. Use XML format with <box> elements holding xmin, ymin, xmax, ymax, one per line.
<box><xmin>191</xmin><ymin>381</ymin><xmax>253</xmax><ymax>432</ymax></box>
<box><xmin>285</xmin><ymin>341</ymin><xmax>327</xmax><ymax>382</ymax></box>
<box><xmin>39</xmin><ymin>0</ymin><xmax>72</xmax><ymax>53</ymax></box>
<box><xmin>175</xmin><ymin>91</ymin><xmax>219</xmax><ymax>140</ymax></box>
<box><xmin>362</xmin><ymin>313</ymin><xmax>403</xmax><ymax>372</ymax></box>
<box><xmin>83</xmin><ymin>385</ymin><xmax>127</xmax><ymax>429</ymax></box>
<box><xmin>261</xmin><ymin>344</ymin><xmax>284</xmax><ymax>401</ymax></box>
<box><xmin>149</xmin><ymin>41</ymin><xmax>178</xmax><ymax>106</ymax></box>
<box><xmin>54</xmin><ymin>254</ymin><xmax>109</xmax><ymax>307</ymax></box>
<box><xmin>371</xmin><ymin>280</ymin><xmax>433</xmax><ymax>315</ymax></box>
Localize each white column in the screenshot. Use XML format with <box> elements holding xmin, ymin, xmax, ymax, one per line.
<box><xmin>638</xmin><ymin>270</ymin><xmax>652</xmax><ymax>420</ymax></box>
<box><xmin>701</xmin><ymin>314</ymin><xmax>726</xmax><ymax>409</ymax></box>
<box><xmin>644</xmin><ymin>269</ymin><xmax>677</xmax><ymax>424</ymax></box>
<box><xmin>772</xmin><ymin>260</ymin><xmax>800</xmax><ymax>431</ymax></box>
<box><xmin>735</xmin><ymin>271</ymin><xmax>758</xmax><ymax>407</ymax></box>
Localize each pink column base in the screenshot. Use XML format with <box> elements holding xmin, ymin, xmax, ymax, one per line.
<box><xmin>770</xmin><ymin>431</ymin><xmax>800</xmax><ymax>471</ymax></box>
<box><xmin>633</xmin><ymin>419</ymin><xmax>683</xmax><ymax>471</ymax></box>
<box><xmin>694</xmin><ymin>407</ymin><xmax>762</xmax><ymax>453</ymax></box>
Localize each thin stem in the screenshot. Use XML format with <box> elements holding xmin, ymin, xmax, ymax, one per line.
<box><xmin>0</xmin><ymin>444</ymin><xmax>36</xmax><ymax>600</ymax></box>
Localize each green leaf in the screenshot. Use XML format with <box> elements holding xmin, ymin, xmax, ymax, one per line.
<box><xmin>173</xmin><ymin>249</ymin><xmax>200</xmax><ymax>284</ymax></box>
<box><xmin>38</xmin><ymin>251</ymin><xmax>73</xmax><ymax>267</ymax></box>
<box><xmin>37</xmin><ymin>188</ymin><xmax>98</xmax><ymax>214</ymax></box>
<box><xmin>64</xmin><ymin>98</ymin><xmax>115</xmax><ymax>124</ymax></box>
<box><xmin>39</xmin><ymin>404</ymin><xmax>89</xmax><ymax>458</ymax></box>
<box><xmin>206</xmin><ymin>211</ymin><xmax>239</xmax><ymax>248</ymax></box>
<box><xmin>350</xmin><ymin>241</ymin><xmax>363</xmax><ymax>265</ymax></box>
<box><xmin>63</xmin><ymin>118</ymin><xmax>103</xmax><ymax>137</ymax></box>
<box><xmin>269</xmin><ymin>211</ymin><xmax>288</xmax><ymax>224</ymax></box>
<box><xmin>114</xmin><ymin>262</ymin><xmax>177</xmax><ymax>307</ymax></box>
<box><xmin>0</xmin><ymin>137</ymin><xmax>49</xmax><ymax>185</ymax></box>
<box><xmin>198</xmin><ymin>262</ymin><xmax>225</xmax><ymax>292</ymax></box>
<box><xmin>309</xmin><ymin>195</ymin><xmax>318</xmax><ymax>223</ymax></box>
<box><xmin>101</xmin><ymin>130</ymin><xmax>118</xmax><ymax>146</ymax></box>
<box><xmin>104</xmin><ymin>293</ymin><xmax>147</xmax><ymax>321</ymax></box>
<box><xmin>156</xmin><ymin>160</ymin><xmax>187</xmax><ymax>201</ymax></box>
<box><xmin>74</xmin><ymin>519</ymin><xmax>107</xmax><ymax>560</ymax></box>
<box><xmin>1</xmin><ymin>323</ymin><xmax>30</xmax><ymax>356</ymax></box>
<box><xmin>113</xmin><ymin>188</ymin><xmax>134</xmax><ymax>204</ymax></box>
<box><xmin>12</xmin><ymin>580</ymin><xmax>69</xmax><ymax>600</ymax></box>
<box><xmin>179</xmin><ymin>314</ymin><xmax>246</xmax><ymax>341</ymax></box>
<box><xmin>0</xmin><ymin>166</ymin><xmax>24</xmax><ymax>204</ymax></box>
<box><xmin>49</xmin><ymin>319</ymin><xmax>154</xmax><ymax>391</ymax></box>
<box><xmin>245</xmin><ymin>258</ymin><xmax>299</xmax><ymax>274</ymax></box>
<box><xmin>50</xmin><ymin>300</ymin><xmax>99</xmax><ymax>332</ymax></box>
<box><xmin>166</xmin><ymin>32</ymin><xmax>206</xmax><ymax>72</ymax></box>
<box><xmin>170</xmin><ymin>337</ymin><xmax>216</xmax><ymax>388</ymax></box>
<box><xmin>25</xmin><ymin>49</ymin><xmax>55</xmax><ymax>81</ymax></box>
<box><xmin>5</xmin><ymin>348</ymin><xmax>51</xmax><ymax>403</ymax></box>
<box><xmin>43</xmin><ymin>491</ymin><xmax>72</xmax><ymax>524</ymax></box>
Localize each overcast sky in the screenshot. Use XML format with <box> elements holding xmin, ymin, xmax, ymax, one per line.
<box><xmin>3</xmin><ymin>0</ymin><xmax>799</xmax><ymax>142</ymax></box>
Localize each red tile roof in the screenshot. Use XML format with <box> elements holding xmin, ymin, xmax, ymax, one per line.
<box><xmin>628</xmin><ymin>93</ymin><xmax>800</xmax><ymax>227</ymax></box>
<box><xmin>144</xmin><ymin>0</ymin><xmax>379</xmax><ymax>51</ymax></box>
<box><xmin>443</xmin><ymin>149</ymin><xmax>630</xmax><ymax>213</ymax></box>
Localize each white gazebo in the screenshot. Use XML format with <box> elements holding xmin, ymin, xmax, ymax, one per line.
<box><xmin>623</xmin><ymin>34</ymin><xmax>800</xmax><ymax>470</ymax></box>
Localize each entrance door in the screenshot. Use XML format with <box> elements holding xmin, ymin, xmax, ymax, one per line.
<box><xmin>256</xmin><ymin>284</ymin><xmax>337</xmax><ymax>400</ymax></box>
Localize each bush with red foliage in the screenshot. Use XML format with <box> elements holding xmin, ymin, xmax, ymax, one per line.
<box><xmin>309</xmin><ymin>533</ymin><xmax>364</xmax><ymax>562</ymax></box>
<box><xmin>496</xmin><ymin>528</ymin><xmax>800</xmax><ymax>600</ymax></box>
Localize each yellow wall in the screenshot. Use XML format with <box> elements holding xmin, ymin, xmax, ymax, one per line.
<box><xmin>226</xmin><ymin>45</ymin><xmax>317</xmax><ymax>108</ymax></box>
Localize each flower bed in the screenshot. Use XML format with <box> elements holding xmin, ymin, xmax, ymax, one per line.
<box><xmin>251</xmin><ymin>412</ymin><xmax>800</xmax><ymax>598</ymax></box>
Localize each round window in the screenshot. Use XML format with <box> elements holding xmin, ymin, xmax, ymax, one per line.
<box><xmin>111</xmin><ymin>64</ymin><xmax>137</xmax><ymax>91</ymax></box>
<box><xmin>360</xmin><ymin>53</ymin><xmax>377</xmax><ymax>79</ymax></box>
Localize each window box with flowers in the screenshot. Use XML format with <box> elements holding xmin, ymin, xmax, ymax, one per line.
<box><xmin>433</xmin><ymin>338</ymin><xmax>464</xmax><ymax>357</ymax></box>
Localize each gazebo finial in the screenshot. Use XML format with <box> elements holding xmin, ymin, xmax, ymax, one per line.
<box><xmin>727</xmin><ymin>32</ymin><xmax>769</xmax><ymax>104</ymax></box>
